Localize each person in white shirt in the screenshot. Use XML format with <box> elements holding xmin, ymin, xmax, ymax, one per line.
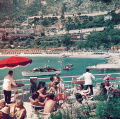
<box><xmin>77</xmin><ymin>69</ymin><xmax>95</xmax><ymax>95</ymax></box>
<box><xmin>3</xmin><ymin>70</ymin><xmax>17</xmax><ymax>104</ymax></box>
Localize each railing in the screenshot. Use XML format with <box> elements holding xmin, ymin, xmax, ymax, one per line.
<box><xmin>0</xmin><ymin>72</ymin><xmax>120</xmax><ymax>100</ymax></box>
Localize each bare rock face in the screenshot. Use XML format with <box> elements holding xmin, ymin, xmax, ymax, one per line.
<box><xmin>42</xmin><ymin>0</ymin><xmax>117</xmax><ymax>15</ymax></box>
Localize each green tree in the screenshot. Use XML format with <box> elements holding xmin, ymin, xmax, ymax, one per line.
<box><xmin>25</xmin><ymin>1</ymin><xmax>42</xmax><ymax>16</ymax></box>
<box><xmin>61</xmin><ymin>34</ymin><xmax>73</xmax><ymax>47</ymax></box>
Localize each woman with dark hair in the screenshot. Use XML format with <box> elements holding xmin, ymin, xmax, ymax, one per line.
<box><xmin>48</xmin><ymin>82</ymin><xmax>59</xmax><ymax>94</ymax></box>
<box><xmin>37</xmin><ymin>87</ymin><xmax>48</xmax><ymax>103</ymax></box>
<box><xmin>75</xmin><ymin>93</ymin><xmax>83</xmax><ymax>104</ymax></box>
<box><xmin>48</xmin><ymin>76</ymin><xmax>55</xmax><ymax>88</ymax></box>
<box><xmin>37</xmin><ymin>81</ymin><xmax>43</xmax><ymax>90</ymax></box>
<box><xmin>41</xmin><ymin>81</ymin><xmax>46</xmax><ymax>88</ymax></box>
<box><xmin>100</xmin><ymin>83</ymin><xmax>107</xmax><ymax>96</ymax></box>
<box><xmin>30</xmin><ymin>78</ymin><xmax>37</xmax><ymax>94</ymax></box>
<box><xmin>30</xmin><ymin>92</ymin><xmax>44</xmax><ymax>106</ymax></box>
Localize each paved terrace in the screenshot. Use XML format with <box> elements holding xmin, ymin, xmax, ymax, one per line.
<box><xmin>0</xmin><ymin>73</ymin><xmax>120</xmax><ymax>118</ymax></box>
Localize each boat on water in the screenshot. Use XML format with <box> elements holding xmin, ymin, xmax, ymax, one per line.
<box><xmin>22</xmin><ymin>65</ymin><xmax>61</xmax><ymax>76</ymax></box>
<box><xmin>58</xmin><ymin>60</ymin><xmax>64</xmax><ymax>63</ymax></box>
<box><xmin>63</xmin><ymin>64</ymin><xmax>73</xmax><ymax>70</ymax></box>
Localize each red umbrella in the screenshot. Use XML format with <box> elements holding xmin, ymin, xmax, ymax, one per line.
<box><xmin>56</xmin><ymin>93</ymin><xmax>67</xmax><ymax>101</ymax></box>
<box><xmin>102</xmin><ymin>76</ymin><xmax>116</xmax><ymax>80</ymax></box>
<box><xmin>0</xmin><ymin>56</ymin><xmax>32</xmax><ymax>68</ymax></box>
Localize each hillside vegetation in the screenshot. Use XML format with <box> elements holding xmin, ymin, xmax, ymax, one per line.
<box><xmin>0</xmin><ymin>0</ymin><xmax>120</xmax><ymax>50</ymax></box>
<box><xmin>0</xmin><ymin>0</ymin><xmax>119</xmax><ymax>19</ymax></box>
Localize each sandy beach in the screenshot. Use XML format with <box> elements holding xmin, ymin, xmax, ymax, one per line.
<box><xmin>0</xmin><ymin>51</ymin><xmax>114</xmax><ymax>59</ymax></box>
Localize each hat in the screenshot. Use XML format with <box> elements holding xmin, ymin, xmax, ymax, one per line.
<box><xmin>1</xmin><ymin>106</ymin><xmax>10</xmax><ymax>114</ymax></box>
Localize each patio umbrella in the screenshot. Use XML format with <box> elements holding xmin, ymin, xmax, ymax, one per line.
<box><xmin>56</xmin><ymin>93</ymin><xmax>67</xmax><ymax>101</ymax></box>
<box><xmin>71</xmin><ymin>80</ymin><xmax>85</xmax><ymax>85</ymax></box>
<box><xmin>0</xmin><ymin>56</ymin><xmax>32</xmax><ymax>99</ymax></box>
<box><xmin>0</xmin><ymin>56</ymin><xmax>32</xmax><ymax>69</ymax></box>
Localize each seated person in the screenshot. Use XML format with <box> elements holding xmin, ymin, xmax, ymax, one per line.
<box><xmin>30</xmin><ymin>78</ymin><xmax>37</xmax><ymax>94</ymax></box>
<box><xmin>48</xmin><ymin>76</ymin><xmax>55</xmax><ymax>88</ymax></box>
<box><xmin>54</xmin><ymin>74</ymin><xmax>63</xmax><ymax>82</ymax></box>
<box><xmin>48</xmin><ymin>82</ymin><xmax>59</xmax><ymax>94</ymax></box>
<box><xmin>104</xmin><ymin>79</ymin><xmax>110</xmax><ymax>90</ymax></box>
<box><xmin>0</xmin><ymin>106</ymin><xmax>11</xmax><ymax>119</ymax></box>
<box><xmin>37</xmin><ymin>81</ymin><xmax>46</xmax><ymax>90</ymax></box>
<box><xmin>104</xmin><ymin>78</ymin><xmax>115</xmax><ymax>92</ymax></box>
<box><xmin>41</xmin><ymin>81</ymin><xmax>46</xmax><ymax>88</ymax></box>
<box><xmin>11</xmin><ymin>99</ymin><xmax>26</xmax><ymax>119</ymax></box>
<box><xmin>37</xmin><ymin>87</ymin><xmax>48</xmax><ymax>102</ymax></box>
<box><xmin>30</xmin><ymin>92</ymin><xmax>44</xmax><ymax>106</ymax></box>
<box><xmin>49</xmin><ymin>75</ymin><xmax>64</xmax><ymax>94</ymax></box>
<box><xmin>37</xmin><ymin>81</ymin><xmax>43</xmax><ymax>90</ymax></box>
<box><xmin>100</xmin><ymin>83</ymin><xmax>107</xmax><ymax>96</ymax></box>
<box><xmin>43</xmin><ymin>93</ymin><xmax>56</xmax><ymax>114</ymax></box>
<box><xmin>75</xmin><ymin>93</ymin><xmax>83</xmax><ymax>104</ymax></box>
<box><xmin>79</xmin><ymin>84</ymin><xmax>84</xmax><ymax>90</ymax></box>
<box><xmin>0</xmin><ymin>100</ymin><xmax>6</xmax><ymax>110</ymax></box>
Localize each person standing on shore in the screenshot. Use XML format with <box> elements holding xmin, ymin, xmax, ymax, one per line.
<box><xmin>77</xmin><ymin>69</ymin><xmax>95</xmax><ymax>96</ymax></box>
<box><xmin>2</xmin><ymin>71</ymin><xmax>17</xmax><ymax>104</ymax></box>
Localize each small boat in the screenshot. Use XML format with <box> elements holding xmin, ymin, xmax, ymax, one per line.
<box><xmin>22</xmin><ymin>65</ymin><xmax>61</xmax><ymax>76</ymax></box>
<box><xmin>63</xmin><ymin>64</ymin><xmax>73</xmax><ymax>70</ymax></box>
<box><xmin>58</xmin><ymin>60</ymin><xmax>64</xmax><ymax>63</ymax></box>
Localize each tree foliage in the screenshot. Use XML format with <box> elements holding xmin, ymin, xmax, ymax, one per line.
<box><xmin>30</xmin><ymin>17</ymin><xmax>58</xmax><ymax>27</ymax></box>
<box><xmin>96</xmin><ymin>98</ymin><xmax>120</xmax><ymax>119</ymax></box>
<box><xmin>77</xmin><ymin>28</ymin><xmax>120</xmax><ymax>49</ymax></box>
<box><xmin>25</xmin><ymin>1</ymin><xmax>42</xmax><ymax>16</ymax></box>
<box><xmin>91</xmin><ymin>0</ymin><xmax>112</xmax><ymax>3</ymax></box>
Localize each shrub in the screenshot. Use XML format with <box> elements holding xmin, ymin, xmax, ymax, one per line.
<box><xmin>96</xmin><ymin>97</ymin><xmax>120</xmax><ymax>119</ymax></box>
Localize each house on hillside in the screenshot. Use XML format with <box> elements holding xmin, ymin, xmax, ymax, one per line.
<box><xmin>111</xmin><ymin>45</ymin><xmax>120</xmax><ymax>50</ymax></box>
<box><xmin>104</xmin><ymin>14</ymin><xmax>112</xmax><ymax>21</ymax></box>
